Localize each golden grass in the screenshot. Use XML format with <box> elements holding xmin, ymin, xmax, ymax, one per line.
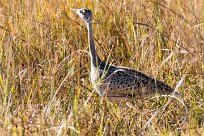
<box><xmin>0</xmin><ymin>0</ymin><xmax>203</xmax><ymax>135</ymax></box>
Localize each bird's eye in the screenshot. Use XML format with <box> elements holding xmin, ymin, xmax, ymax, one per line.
<box><xmin>80</xmin><ymin>10</ymin><xmax>86</xmax><ymax>15</ymax></box>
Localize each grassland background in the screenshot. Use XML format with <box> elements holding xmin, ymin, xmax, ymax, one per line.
<box><xmin>0</xmin><ymin>0</ymin><xmax>204</xmax><ymax>135</ymax></box>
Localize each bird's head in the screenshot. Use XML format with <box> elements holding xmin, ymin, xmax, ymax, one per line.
<box><xmin>71</xmin><ymin>8</ymin><xmax>92</xmax><ymax>23</ymax></box>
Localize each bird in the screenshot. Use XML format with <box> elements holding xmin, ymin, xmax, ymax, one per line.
<box><xmin>71</xmin><ymin>8</ymin><xmax>179</xmax><ymax>102</ymax></box>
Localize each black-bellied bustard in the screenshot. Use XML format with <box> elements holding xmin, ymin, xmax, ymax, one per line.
<box><xmin>71</xmin><ymin>8</ymin><xmax>179</xmax><ymax>102</ymax></box>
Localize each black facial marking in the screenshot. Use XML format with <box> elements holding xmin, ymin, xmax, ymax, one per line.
<box><xmin>84</xmin><ymin>9</ymin><xmax>91</xmax><ymax>13</ymax></box>
<box><xmin>80</xmin><ymin>9</ymin><xmax>91</xmax><ymax>15</ymax></box>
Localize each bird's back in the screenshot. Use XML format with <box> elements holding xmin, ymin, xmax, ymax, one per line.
<box><xmin>94</xmin><ymin>61</ymin><xmax>177</xmax><ymax>98</ymax></box>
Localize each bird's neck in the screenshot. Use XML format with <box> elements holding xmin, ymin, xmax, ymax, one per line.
<box><xmin>86</xmin><ymin>22</ymin><xmax>101</xmax><ymax>67</ymax></box>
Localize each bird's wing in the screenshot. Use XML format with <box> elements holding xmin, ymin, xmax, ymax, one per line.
<box><xmin>104</xmin><ymin>67</ymin><xmax>176</xmax><ymax>95</ymax></box>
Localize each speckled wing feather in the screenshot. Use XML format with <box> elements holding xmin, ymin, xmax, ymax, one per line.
<box><xmin>101</xmin><ymin>66</ymin><xmax>177</xmax><ymax>97</ymax></box>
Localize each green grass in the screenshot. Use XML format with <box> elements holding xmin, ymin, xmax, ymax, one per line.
<box><xmin>0</xmin><ymin>0</ymin><xmax>204</xmax><ymax>135</ymax></box>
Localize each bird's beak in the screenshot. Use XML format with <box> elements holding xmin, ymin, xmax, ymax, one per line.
<box><xmin>71</xmin><ymin>8</ymin><xmax>83</xmax><ymax>19</ymax></box>
<box><xmin>71</xmin><ymin>8</ymin><xmax>77</xmax><ymax>12</ymax></box>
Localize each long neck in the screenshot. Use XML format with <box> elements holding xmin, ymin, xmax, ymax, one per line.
<box><xmin>86</xmin><ymin>22</ymin><xmax>100</xmax><ymax>67</ymax></box>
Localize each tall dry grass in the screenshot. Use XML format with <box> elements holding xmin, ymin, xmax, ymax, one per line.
<box><xmin>0</xmin><ymin>0</ymin><xmax>203</xmax><ymax>135</ymax></box>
